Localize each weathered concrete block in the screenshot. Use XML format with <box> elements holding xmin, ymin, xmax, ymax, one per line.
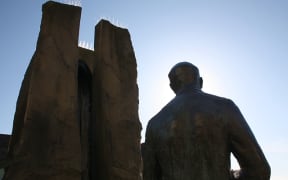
<box><xmin>5</xmin><ymin>2</ymin><xmax>82</xmax><ymax>180</ymax></box>
<box><xmin>5</xmin><ymin>2</ymin><xmax>142</xmax><ymax>180</ymax></box>
<box><xmin>93</xmin><ymin>20</ymin><xmax>142</xmax><ymax>180</ymax></box>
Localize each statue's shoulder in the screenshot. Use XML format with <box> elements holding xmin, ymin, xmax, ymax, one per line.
<box><xmin>201</xmin><ymin>91</ymin><xmax>235</xmax><ymax>106</ymax></box>
<box><xmin>146</xmin><ymin>97</ymin><xmax>178</xmax><ymax>130</ymax></box>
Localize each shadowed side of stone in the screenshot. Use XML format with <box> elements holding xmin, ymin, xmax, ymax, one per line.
<box><xmin>4</xmin><ymin>2</ymin><xmax>82</xmax><ymax>180</ymax></box>
<box><xmin>0</xmin><ymin>134</ymin><xmax>10</xmax><ymax>168</ymax></box>
<box><xmin>93</xmin><ymin>20</ymin><xmax>142</xmax><ymax>180</ymax></box>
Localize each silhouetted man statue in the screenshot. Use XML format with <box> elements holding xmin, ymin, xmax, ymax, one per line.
<box><xmin>142</xmin><ymin>62</ymin><xmax>270</xmax><ymax>180</ymax></box>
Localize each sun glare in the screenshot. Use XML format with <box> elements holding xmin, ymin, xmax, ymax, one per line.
<box><xmin>200</xmin><ymin>65</ymin><xmax>226</xmax><ymax>97</ymax></box>
<box><xmin>158</xmin><ymin>79</ymin><xmax>174</xmax><ymax>103</ymax></box>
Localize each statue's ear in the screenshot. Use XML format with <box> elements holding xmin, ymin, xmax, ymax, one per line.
<box><xmin>199</xmin><ymin>77</ymin><xmax>203</xmax><ymax>89</ymax></box>
<box><xmin>170</xmin><ymin>77</ymin><xmax>182</xmax><ymax>94</ymax></box>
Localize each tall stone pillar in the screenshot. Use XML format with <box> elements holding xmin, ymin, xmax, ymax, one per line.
<box><xmin>5</xmin><ymin>2</ymin><xmax>82</xmax><ymax>180</ymax></box>
<box><xmin>5</xmin><ymin>1</ymin><xmax>142</xmax><ymax>180</ymax></box>
<box><xmin>93</xmin><ymin>20</ymin><xmax>142</xmax><ymax>180</ymax></box>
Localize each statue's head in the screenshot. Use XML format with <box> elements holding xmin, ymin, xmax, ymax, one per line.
<box><xmin>168</xmin><ymin>62</ymin><xmax>203</xmax><ymax>94</ymax></box>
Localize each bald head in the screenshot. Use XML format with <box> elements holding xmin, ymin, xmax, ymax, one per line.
<box><xmin>168</xmin><ymin>62</ymin><xmax>203</xmax><ymax>93</ymax></box>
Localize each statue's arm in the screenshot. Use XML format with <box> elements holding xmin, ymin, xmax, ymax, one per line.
<box><xmin>142</xmin><ymin>122</ymin><xmax>160</xmax><ymax>180</ymax></box>
<box><xmin>227</xmin><ymin>101</ymin><xmax>271</xmax><ymax>180</ymax></box>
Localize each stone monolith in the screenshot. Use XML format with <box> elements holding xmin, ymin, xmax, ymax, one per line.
<box><xmin>5</xmin><ymin>1</ymin><xmax>142</xmax><ymax>180</ymax></box>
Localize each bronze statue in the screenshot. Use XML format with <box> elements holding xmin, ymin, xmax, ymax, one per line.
<box><xmin>142</xmin><ymin>62</ymin><xmax>270</xmax><ymax>180</ymax></box>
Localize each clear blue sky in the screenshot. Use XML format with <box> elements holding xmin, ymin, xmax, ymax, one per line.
<box><xmin>0</xmin><ymin>0</ymin><xmax>287</xmax><ymax>179</ymax></box>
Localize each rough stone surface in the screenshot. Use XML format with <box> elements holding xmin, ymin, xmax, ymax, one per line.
<box><xmin>5</xmin><ymin>2</ymin><xmax>142</xmax><ymax>180</ymax></box>
<box><xmin>5</xmin><ymin>2</ymin><xmax>82</xmax><ymax>180</ymax></box>
<box><xmin>92</xmin><ymin>20</ymin><xmax>142</xmax><ymax>180</ymax></box>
